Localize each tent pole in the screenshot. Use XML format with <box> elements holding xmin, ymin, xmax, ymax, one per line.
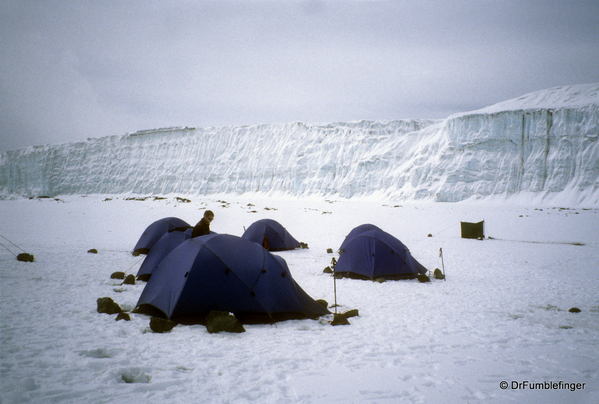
<box><xmin>332</xmin><ymin>257</ymin><xmax>338</xmax><ymax>313</ymax></box>
<box><xmin>440</xmin><ymin>247</ymin><xmax>446</xmax><ymax>281</ymax></box>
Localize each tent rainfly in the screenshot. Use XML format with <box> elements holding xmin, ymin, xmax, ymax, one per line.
<box><xmin>241</xmin><ymin>219</ymin><xmax>301</xmax><ymax>251</ymax></box>
<box><xmin>134</xmin><ymin>233</ymin><xmax>329</xmax><ymax>324</ymax></box>
<box><xmin>132</xmin><ymin>217</ymin><xmax>190</xmax><ymax>256</ymax></box>
<box><xmin>335</xmin><ymin>224</ymin><xmax>427</xmax><ymax>280</ymax></box>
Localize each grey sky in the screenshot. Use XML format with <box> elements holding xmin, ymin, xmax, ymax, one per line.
<box><xmin>1</xmin><ymin>0</ymin><xmax>598</xmax><ymax>152</ymax></box>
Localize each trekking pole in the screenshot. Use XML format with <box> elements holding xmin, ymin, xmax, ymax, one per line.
<box><xmin>439</xmin><ymin>248</ymin><xmax>446</xmax><ymax>281</ymax></box>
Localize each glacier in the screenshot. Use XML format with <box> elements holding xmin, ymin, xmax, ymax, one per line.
<box><xmin>1</xmin><ymin>83</ymin><xmax>599</xmax><ymax>206</ymax></box>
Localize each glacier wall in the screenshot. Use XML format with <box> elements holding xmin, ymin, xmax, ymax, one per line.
<box><xmin>2</xmin><ymin>87</ymin><xmax>599</xmax><ymax>206</ymax></box>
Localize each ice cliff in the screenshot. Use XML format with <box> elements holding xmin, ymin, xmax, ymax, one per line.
<box><xmin>1</xmin><ymin>83</ymin><xmax>599</xmax><ymax>205</ymax></box>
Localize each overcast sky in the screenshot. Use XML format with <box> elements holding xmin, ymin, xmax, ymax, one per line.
<box><xmin>1</xmin><ymin>0</ymin><xmax>598</xmax><ymax>152</ymax></box>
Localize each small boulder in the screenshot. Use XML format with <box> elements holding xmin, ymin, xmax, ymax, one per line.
<box><xmin>87</xmin><ymin>249</ymin><xmax>98</xmax><ymax>254</ymax></box>
<box><xmin>323</xmin><ymin>266</ymin><xmax>333</xmax><ymax>274</ymax></box>
<box><xmin>316</xmin><ymin>299</ymin><xmax>329</xmax><ymax>308</ymax></box>
<box><xmin>111</xmin><ymin>271</ymin><xmax>126</xmax><ymax>279</ymax></box>
<box><xmin>97</xmin><ymin>297</ymin><xmax>122</xmax><ymax>314</ymax></box>
<box><xmin>343</xmin><ymin>309</ymin><xmax>359</xmax><ymax>318</ymax></box>
<box><xmin>433</xmin><ymin>268</ymin><xmax>445</xmax><ymax>280</ymax></box>
<box><xmin>122</xmin><ymin>274</ymin><xmax>136</xmax><ymax>285</ymax></box>
<box><xmin>300</xmin><ymin>242</ymin><xmax>309</xmax><ymax>249</ymax></box>
<box><xmin>417</xmin><ymin>274</ymin><xmax>431</xmax><ymax>283</ymax></box>
<box><xmin>149</xmin><ymin>317</ymin><xmax>178</xmax><ymax>333</ymax></box>
<box><xmin>427</xmin><ymin>234</ymin><xmax>433</xmax><ymax>237</ymax></box>
<box><xmin>17</xmin><ymin>253</ymin><xmax>34</xmax><ymax>262</ymax></box>
<box><xmin>569</xmin><ymin>307</ymin><xmax>581</xmax><ymax>313</ymax></box>
<box><xmin>326</xmin><ymin>248</ymin><xmax>333</xmax><ymax>254</ymax></box>
<box><xmin>331</xmin><ymin>313</ymin><xmax>350</xmax><ymax>326</ymax></box>
<box><xmin>205</xmin><ymin>311</ymin><xmax>245</xmax><ymax>334</ymax></box>
<box><xmin>115</xmin><ymin>312</ymin><xmax>131</xmax><ymax>321</ymax></box>
<box><xmin>374</xmin><ymin>278</ymin><xmax>386</xmax><ymax>283</ymax></box>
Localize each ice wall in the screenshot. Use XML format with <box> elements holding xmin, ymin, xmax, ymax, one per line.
<box><xmin>1</xmin><ymin>84</ymin><xmax>599</xmax><ymax>205</ymax></box>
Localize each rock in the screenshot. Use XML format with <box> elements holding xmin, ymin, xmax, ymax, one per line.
<box><xmin>374</xmin><ymin>278</ymin><xmax>386</xmax><ymax>283</ymax></box>
<box><xmin>433</xmin><ymin>268</ymin><xmax>445</xmax><ymax>280</ymax></box>
<box><xmin>331</xmin><ymin>313</ymin><xmax>350</xmax><ymax>326</ymax></box>
<box><xmin>569</xmin><ymin>307</ymin><xmax>581</xmax><ymax>313</ymax></box>
<box><xmin>205</xmin><ymin>311</ymin><xmax>245</xmax><ymax>334</ymax></box>
<box><xmin>343</xmin><ymin>309</ymin><xmax>359</xmax><ymax>318</ymax></box>
<box><xmin>326</xmin><ymin>248</ymin><xmax>333</xmax><ymax>253</ymax></box>
<box><xmin>111</xmin><ymin>271</ymin><xmax>126</xmax><ymax>279</ymax></box>
<box><xmin>115</xmin><ymin>312</ymin><xmax>131</xmax><ymax>321</ymax></box>
<box><xmin>300</xmin><ymin>242</ymin><xmax>309</xmax><ymax>249</ymax></box>
<box><xmin>417</xmin><ymin>274</ymin><xmax>431</xmax><ymax>283</ymax></box>
<box><xmin>17</xmin><ymin>253</ymin><xmax>34</xmax><ymax>262</ymax></box>
<box><xmin>122</xmin><ymin>274</ymin><xmax>136</xmax><ymax>285</ymax></box>
<box><xmin>316</xmin><ymin>299</ymin><xmax>328</xmax><ymax>308</ymax></box>
<box><xmin>149</xmin><ymin>317</ymin><xmax>178</xmax><ymax>333</ymax></box>
<box><xmin>427</xmin><ymin>234</ymin><xmax>433</xmax><ymax>237</ymax></box>
<box><xmin>87</xmin><ymin>249</ymin><xmax>98</xmax><ymax>254</ymax></box>
<box><xmin>323</xmin><ymin>266</ymin><xmax>333</xmax><ymax>274</ymax></box>
<box><xmin>97</xmin><ymin>297</ymin><xmax>122</xmax><ymax>314</ymax></box>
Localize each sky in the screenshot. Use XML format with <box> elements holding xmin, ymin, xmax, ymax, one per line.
<box><xmin>1</xmin><ymin>0</ymin><xmax>599</xmax><ymax>152</ymax></box>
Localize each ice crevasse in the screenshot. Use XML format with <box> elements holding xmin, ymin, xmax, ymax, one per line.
<box><xmin>1</xmin><ymin>83</ymin><xmax>598</xmax><ymax>206</ymax></box>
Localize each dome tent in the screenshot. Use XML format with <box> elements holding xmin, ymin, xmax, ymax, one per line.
<box><xmin>241</xmin><ymin>219</ymin><xmax>301</xmax><ymax>251</ymax></box>
<box><xmin>134</xmin><ymin>234</ymin><xmax>329</xmax><ymax>324</ymax></box>
<box><xmin>136</xmin><ymin>228</ymin><xmax>192</xmax><ymax>281</ymax></box>
<box><xmin>335</xmin><ymin>224</ymin><xmax>427</xmax><ymax>280</ymax></box>
<box><xmin>339</xmin><ymin>224</ymin><xmax>383</xmax><ymax>252</ymax></box>
<box><xmin>132</xmin><ymin>217</ymin><xmax>190</xmax><ymax>256</ymax></box>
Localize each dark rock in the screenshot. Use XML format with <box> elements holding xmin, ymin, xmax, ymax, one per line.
<box><xmin>111</xmin><ymin>271</ymin><xmax>126</xmax><ymax>279</ymax></box>
<box><xmin>17</xmin><ymin>253</ymin><xmax>34</xmax><ymax>262</ymax></box>
<box><xmin>569</xmin><ymin>307</ymin><xmax>581</xmax><ymax>313</ymax></box>
<box><xmin>149</xmin><ymin>317</ymin><xmax>178</xmax><ymax>333</ymax></box>
<box><xmin>417</xmin><ymin>274</ymin><xmax>431</xmax><ymax>283</ymax></box>
<box><xmin>122</xmin><ymin>274</ymin><xmax>136</xmax><ymax>285</ymax></box>
<box><xmin>433</xmin><ymin>268</ymin><xmax>445</xmax><ymax>280</ymax></box>
<box><xmin>343</xmin><ymin>309</ymin><xmax>359</xmax><ymax>318</ymax></box>
<box><xmin>427</xmin><ymin>234</ymin><xmax>433</xmax><ymax>237</ymax></box>
<box><xmin>331</xmin><ymin>313</ymin><xmax>350</xmax><ymax>326</ymax></box>
<box><xmin>326</xmin><ymin>248</ymin><xmax>333</xmax><ymax>253</ymax></box>
<box><xmin>300</xmin><ymin>242</ymin><xmax>309</xmax><ymax>249</ymax></box>
<box><xmin>87</xmin><ymin>249</ymin><xmax>98</xmax><ymax>254</ymax></box>
<box><xmin>374</xmin><ymin>278</ymin><xmax>386</xmax><ymax>283</ymax></box>
<box><xmin>316</xmin><ymin>299</ymin><xmax>328</xmax><ymax>308</ymax></box>
<box><xmin>116</xmin><ymin>312</ymin><xmax>131</xmax><ymax>321</ymax></box>
<box><xmin>323</xmin><ymin>266</ymin><xmax>333</xmax><ymax>274</ymax></box>
<box><xmin>205</xmin><ymin>311</ymin><xmax>245</xmax><ymax>334</ymax></box>
<box><xmin>97</xmin><ymin>297</ymin><xmax>122</xmax><ymax>314</ymax></box>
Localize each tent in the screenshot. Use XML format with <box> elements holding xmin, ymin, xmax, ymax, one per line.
<box><xmin>132</xmin><ymin>217</ymin><xmax>190</xmax><ymax>256</ymax></box>
<box><xmin>334</xmin><ymin>225</ymin><xmax>427</xmax><ymax>280</ymax></box>
<box><xmin>241</xmin><ymin>219</ymin><xmax>301</xmax><ymax>251</ymax></box>
<box><xmin>136</xmin><ymin>229</ymin><xmax>192</xmax><ymax>281</ymax></box>
<box><xmin>339</xmin><ymin>223</ymin><xmax>383</xmax><ymax>252</ymax></box>
<box><xmin>134</xmin><ymin>233</ymin><xmax>329</xmax><ymax>324</ymax></box>
<box><xmin>460</xmin><ymin>221</ymin><xmax>484</xmax><ymax>239</ymax></box>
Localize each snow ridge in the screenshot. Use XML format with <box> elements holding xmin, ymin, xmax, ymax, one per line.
<box><xmin>1</xmin><ymin>84</ymin><xmax>599</xmax><ymax>206</ymax></box>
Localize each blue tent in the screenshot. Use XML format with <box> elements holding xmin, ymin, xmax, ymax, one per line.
<box><xmin>339</xmin><ymin>224</ymin><xmax>383</xmax><ymax>252</ymax></box>
<box><xmin>335</xmin><ymin>225</ymin><xmax>427</xmax><ymax>280</ymax></box>
<box><xmin>241</xmin><ymin>219</ymin><xmax>301</xmax><ymax>251</ymax></box>
<box><xmin>136</xmin><ymin>229</ymin><xmax>192</xmax><ymax>281</ymax></box>
<box><xmin>132</xmin><ymin>217</ymin><xmax>190</xmax><ymax>256</ymax></box>
<box><xmin>134</xmin><ymin>234</ymin><xmax>329</xmax><ymax>324</ymax></box>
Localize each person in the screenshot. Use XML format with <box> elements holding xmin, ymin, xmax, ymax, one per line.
<box><xmin>191</xmin><ymin>210</ymin><xmax>214</xmax><ymax>238</ymax></box>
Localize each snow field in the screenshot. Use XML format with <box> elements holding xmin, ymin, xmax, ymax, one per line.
<box><xmin>1</xmin><ymin>195</ymin><xmax>598</xmax><ymax>403</ymax></box>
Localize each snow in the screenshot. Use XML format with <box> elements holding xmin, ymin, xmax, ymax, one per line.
<box><xmin>1</xmin><ymin>195</ymin><xmax>599</xmax><ymax>403</ymax></box>
<box><xmin>2</xmin><ymin>83</ymin><xmax>599</xmax><ymax>402</ymax></box>
<box><xmin>2</xmin><ymin>83</ymin><xmax>599</xmax><ymax>206</ymax></box>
